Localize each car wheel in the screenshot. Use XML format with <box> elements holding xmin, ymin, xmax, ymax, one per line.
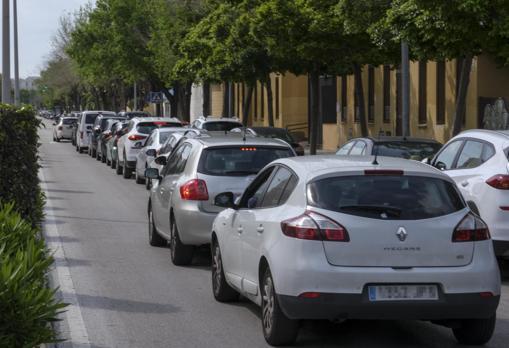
<box><xmin>101</xmin><ymin>149</ymin><xmax>107</xmax><ymax>163</ymax></box>
<box><xmin>111</xmin><ymin>159</ymin><xmax>116</xmax><ymax>169</ymax></box>
<box><xmin>170</xmin><ymin>217</ymin><xmax>194</xmax><ymax>266</ymax></box>
<box><xmin>115</xmin><ymin>160</ymin><xmax>123</xmax><ymax>175</ymax></box>
<box><xmin>122</xmin><ymin>153</ymin><xmax>131</xmax><ymax>179</ymax></box>
<box><xmin>211</xmin><ymin>241</ymin><xmax>239</xmax><ymax>302</ymax></box>
<box><xmin>92</xmin><ymin>148</ymin><xmax>97</xmax><ymax>158</ymax></box>
<box><xmin>79</xmin><ymin>147</ymin><xmax>84</xmax><ymax>154</ymax></box>
<box><xmin>135</xmin><ymin>165</ymin><xmax>145</xmax><ymax>184</ymax></box>
<box><xmin>261</xmin><ymin>268</ymin><xmax>299</xmax><ymax>346</ymax></box>
<box><xmin>56</xmin><ymin>137</ymin><xmax>60</xmax><ymax>142</ymax></box>
<box><xmin>148</xmin><ymin>206</ymin><xmax>166</xmax><ymax>247</ymax></box>
<box><xmin>106</xmin><ymin>157</ymin><xmax>111</xmax><ymax>166</ymax></box>
<box><xmin>145</xmin><ymin>177</ymin><xmax>151</xmax><ymax>190</ymax></box>
<box><xmin>96</xmin><ymin>151</ymin><xmax>101</xmax><ymax>161</ymax></box>
<box><xmin>452</xmin><ymin>315</ymin><xmax>496</xmax><ymax>345</ymax></box>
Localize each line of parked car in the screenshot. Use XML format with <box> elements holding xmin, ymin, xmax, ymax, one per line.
<box><xmin>50</xmin><ymin>110</ymin><xmax>509</xmax><ymax>346</ymax></box>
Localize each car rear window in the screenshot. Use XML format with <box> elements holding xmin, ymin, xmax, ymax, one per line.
<box><xmin>62</xmin><ymin>118</ymin><xmax>76</xmax><ymax>125</ymax></box>
<box><xmin>308</xmin><ymin>175</ymin><xmax>464</xmax><ymax>220</ymax></box>
<box><xmin>85</xmin><ymin>114</ymin><xmax>99</xmax><ymax>124</ymax></box>
<box><xmin>373</xmin><ymin>142</ymin><xmax>441</xmax><ymax>161</ymax></box>
<box><xmin>252</xmin><ymin>128</ymin><xmax>294</xmax><ymax>143</ymax></box>
<box><xmin>136</xmin><ymin>122</ymin><xmax>182</xmax><ymax>134</ymax></box>
<box><xmin>203</xmin><ymin>122</ymin><xmax>243</xmax><ymax>131</ymax></box>
<box><xmin>198</xmin><ymin>146</ymin><xmax>294</xmax><ymax>176</ymax></box>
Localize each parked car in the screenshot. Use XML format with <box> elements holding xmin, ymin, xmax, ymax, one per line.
<box><xmin>134</xmin><ymin>128</ymin><xmax>186</xmax><ymax>184</ymax></box>
<box><xmin>89</xmin><ymin>114</ymin><xmax>126</xmax><ymax>159</ymax></box>
<box><xmin>97</xmin><ymin>118</ymin><xmax>125</xmax><ymax>163</ymax></box>
<box><xmin>191</xmin><ymin>116</ymin><xmax>243</xmax><ymax>131</ymax></box>
<box><xmin>211</xmin><ymin>155</ymin><xmax>500</xmax><ymax>346</ymax></box>
<box><xmin>76</xmin><ymin>111</ymin><xmax>116</xmax><ymax>153</ymax></box>
<box><xmin>233</xmin><ymin>127</ymin><xmax>305</xmax><ymax>156</ymax></box>
<box><xmin>106</xmin><ymin>121</ymin><xmax>129</xmax><ymax>169</ymax></box>
<box><xmin>70</xmin><ymin>112</ymin><xmax>82</xmax><ymax>146</ymax></box>
<box><xmin>145</xmin><ymin>133</ymin><xmax>296</xmax><ymax>266</ymax></box>
<box><xmin>52</xmin><ymin>117</ymin><xmax>77</xmax><ymax>142</ymax></box>
<box><xmin>429</xmin><ymin>129</ymin><xmax>509</xmax><ymax>258</ymax></box>
<box><xmin>116</xmin><ymin>117</ymin><xmax>182</xmax><ymax>178</ymax></box>
<box><xmin>336</xmin><ymin>136</ymin><xmax>442</xmax><ymax>161</ymax></box>
<box><xmin>117</xmin><ymin>111</ymin><xmax>152</xmax><ymax>119</ymax></box>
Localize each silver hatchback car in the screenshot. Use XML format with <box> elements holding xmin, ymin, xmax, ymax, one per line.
<box><xmin>146</xmin><ymin>133</ymin><xmax>295</xmax><ymax>265</ymax></box>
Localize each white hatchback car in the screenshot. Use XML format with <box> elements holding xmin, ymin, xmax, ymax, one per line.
<box><xmin>191</xmin><ymin>116</ymin><xmax>243</xmax><ymax>131</ymax></box>
<box><xmin>211</xmin><ymin>155</ymin><xmax>500</xmax><ymax>346</ymax></box>
<box><xmin>53</xmin><ymin>117</ymin><xmax>77</xmax><ymax>142</ymax></box>
<box><xmin>116</xmin><ymin>117</ymin><xmax>182</xmax><ymax>178</ymax></box>
<box><xmin>430</xmin><ymin>130</ymin><xmax>509</xmax><ymax>257</ymax></box>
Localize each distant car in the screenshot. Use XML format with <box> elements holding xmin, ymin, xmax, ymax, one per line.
<box><xmin>76</xmin><ymin>111</ymin><xmax>116</xmax><ymax>153</ymax></box>
<box><xmin>117</xmin><ymin>111</ymin><xmax>152</xmax><ymax>119</ymax></box>
<box><xmin>53</xmin><ymin>117</ymin><xmax>77</xmax><ymax>142</ymax></box>
<box><xmin>70</xmin><ymin>112</ymin><xmax>82</xmax><ymax>146</ymax></box>
<box><xmin>191</xmin><ymin>116</ymin><xmax>243</xmax><ymax>131</ymax></box>
<box><xmin>211</xmin><ymin>155</ymin><xmax>500</xmax><ymax>346</ymax></box>
<box><xmin>145</xmin><ymin>133</ymin><xmax>296</xmax><ymax>266</ymax></box>
<box><xmin>97</xmin><ymin>118</ymin><xmax>126</xmax><ymax>163</ymax></box>
<box><xmin>430</xmin><ymin>129</ymin><xmax>509</xmax><ymax>258</ymax></box>
<box><xmin>116</xmin><ymin>117</ymin><xmax>182</xmax><ymax>178</ymax></box>
<box><xmin>106</xmin><ymin>121</ymin><xmax>129</xmax><ymax>169</ymax></box>
<box><xmin>234</xmin><ymin>127</ymin><xmax>305</xmax><ymax>156</ymax></box>
<box><xmin>134</xmin><ymin>128</ymin><xmax>186</xmax><ymax>184</ymax></box>
<box><xmin>89</xmin><ymin>114</ymin><xmax>126</xmax><ymax>159</ymax></box>
<box><xmin>336</xmin><ymin>136</ymin><xmax>442</xmax><ymax>161</ymax></box>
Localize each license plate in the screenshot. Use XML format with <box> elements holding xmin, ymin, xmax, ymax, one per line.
<box><xmin>368</xmin><ymin>285</ymin><xmax>438</xmax><ymax>301</ymax></box>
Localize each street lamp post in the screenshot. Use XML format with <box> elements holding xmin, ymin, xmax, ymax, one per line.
<box><xmin>13</xmin><ymin>0</ymin><xmax>19</xmax><ymax>106</ymax></box>
<box><xmin>2</xmin><ymin>0</ymin><xmax>11</xmax><ymax>104</ymax></box>
<box><xmin>401</xmin><ymin>41</ymin><xmax>410</xmax><ymax>137</ymax></box>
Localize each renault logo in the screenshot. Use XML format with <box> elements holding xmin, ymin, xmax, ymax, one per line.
<box><xmin>396</xmin><ymin>227</ymin><xmax>408</xmax><ymax>242</ymax></box>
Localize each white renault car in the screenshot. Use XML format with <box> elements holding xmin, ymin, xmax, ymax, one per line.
<box><xmin>211</xmin><ymin>155</ymin><xmax>500</xmax><ymax>346</ymax></box>
<box><xmin>430</xmin><ymin>129</ymin><xmax>509</xmax><ymax>257</ymax></box>
<box><xmin>116</xmin><ymin>117</ymin><xmax>182</xmax><ymax>178</ymax></box>
<box><xmin>53</xmin><ymin>116</ymin><xmax>77</xmax><ymax>142</ymax></box>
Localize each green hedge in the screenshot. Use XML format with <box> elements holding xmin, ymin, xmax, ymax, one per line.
<box><xmin>0</xmin><ymin>203</ymin><xmax>66</xmax><ymax>347</ymax></box>
<box><xmin>0</xmin><ymin>104</ymin><xmax>44</xmax><ymax>226</ymax></box>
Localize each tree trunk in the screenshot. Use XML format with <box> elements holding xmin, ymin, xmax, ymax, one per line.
<box><xmin>309</xmin><ymin>71</ymin><xmax>320</xmax><ymax>155</ymax></box>
<box><xmin>266</xmin><ymin>75</ymin><xmax>274</xmax><ymax>127</ymax></box>
<box><xmin>222</xmin><ymin>81</ymin><xmax>229</xmax><ymax>117</ymax></box>
<box><xmin>162</xmin><ymin>88</ymin><xmax>177</xmax><ymax>118</ymax></box>
<box><xmin>354</xmin><ymin>64</ymin><xmax>369</xmax><ymax>137</ymax></box>
<box><xmin>203</xmin><ymin>81</ymin><xmax>211</xmax><ymax>116</ymax></box>
<box><xmin>242</xmin><ymin>84</ymin><xmax>254</xmax><ymax>127</ymax></box>
<box><xmin>452</xmin><ymin>55</ymin><xmax>473</xmax><ymax>136</ymax></box>
<box><xmin>183</xmin><ymin>82</ymin><xmax>192</xmax><ymax>122</ymax></box>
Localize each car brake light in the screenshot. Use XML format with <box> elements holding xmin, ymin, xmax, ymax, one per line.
<box><xmin>486</xmin><ymin>174</ymin><xmax>509</xmax><ymax>190</ymax></box>
<box><xmin>128</xmin><ymin>134</ymin><xmax>147</xmax><ymax>141</ymax></box>
<box><xmin>180</xmin><ymin>179</ymin><xmax>209</xmax><ymax>201</ymax></box>
<box><xmin>452</xmin><ymin>213</ymin><xmax>490</xmax><ymax>242</ymax></box>
<box><xmin>299</xmin><ymin>292</ymin><xmax>321</xmax><ymax>299</ymax></box>
<box><xmin>364</xmin><ymin>170</ymin><xmax>404</xmax><ymax>176</ymax></box>
<box><xmin>281</xmin><ymin>211</ymin><xmax>349</xmax><ymax>242</ymax></box>
<box><xmin>501</xmin><ymin>207</ymin><xmax>509</xmax><ymax>211</ymax></box>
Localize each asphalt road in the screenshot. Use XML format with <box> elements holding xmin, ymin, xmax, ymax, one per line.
<box><xmin>39</xmin><ymin>119</ymin><xmax>509</xmax><ymax>348</ymax></box>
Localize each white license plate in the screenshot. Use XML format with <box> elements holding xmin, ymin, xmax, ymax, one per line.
<box><xmin>368</xmin><ymin>285</ymin><xmax>438</xmax><ymax>301</ymax></box>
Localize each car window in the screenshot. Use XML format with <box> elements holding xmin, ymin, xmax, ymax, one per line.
<box><xmin>159</xmin><ymin>132</ymin><xmax>172</xmax><ymax>144</ymax></box>
<box><xmin>336</xmin><ymin>141</ymin><xmax>355</xmax><ymax>155</ymax></box>
<box><xmin>308</xmin><ymin>175</ymin><xmax>465</xmax><ymax>220</ymax></box>
<box><xmin>239</xmin><ymin>167</ymin><xmax>275</xmax><ymax>209</ymax></box>
<box><xmin>202</xmin><ymin>122</ymin><xmax>243</xmax><ymax>131</ymax></box>
<box><xmin>373</xmin><ymin>142</ymin><xmax>442</xmax><ymax>161</ymax></box>
<box><xmin>136</xmin><ymin>122</ymin><xmax>182</xmax><ymax>134</ymax></box>
<box><xmin>62</xmin><ymin>119</ymin><xmax>76</xmax><ymax>125</ymax></box>
<box><xmin>279</xmin><ymin>175</ymin><xmax>298</xmax><ymax>204</ymax></box>
<box><xmin>85</xmin><ymin>113</ymin><xmax>99</xmax><ymax>124</ymax></box>
<box><xmin>456</xmin><ymin>140</ymin><xmax>491</xmax><ymax>169</ymax></box>
<box><xmin>261</xmin><ymin>167</ymin><xmax>295</xmax><ymax>208</ymax></box>
<box><xmin>162</xmin><ymin>144</ymin><xmax>186</xmax><ymax>176</ymax></box>
<box><xmin>349</xmin><ymin>141</ymin><xmax>367</xmax><ymax>155</ymax></box>
<box><xmin>174</xmin><ymin>145</ymin><xmax>192</xmax><ymax>174</ymax></box>
<box><xmin>198</xmin><ymin>146</ymin><xmax>294</xmax><ymax>176</ymax></box>
<box><xmin>433</xmin><ymin>140</ymin><xmax>463</xmax><ymax>170</ymax></box>
<box><xmin>145</xmin><ymin>134</ymin><xmax>154</xmax><ymax>147</ymax></box>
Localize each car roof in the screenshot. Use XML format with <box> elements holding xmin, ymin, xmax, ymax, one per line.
<box><xmin>274</xmin><ymin>155</ymin><xmax>444</xmax><ymax>180</ymax></box>
<box><xmin>130</xmin><ymin>117</ymin><xmax>182</xmax><ymax>123</ymax></box>
<box><xmin>198</xmin><ymin>116</ymin><xmax>242</xmax><ymax>123</ymax></box>
<box><xmin>456</xmin><ymin>129</ymin><xmax>509</xmax><ymax>143</ymax></box>
<box><xmin>190</xmin><ymin>133</ymin><xmax>292</xmax><ymax>148</ymax></box>
<box><xmin>153</xmin><ymin>127</ymin><xmax>186</xmax><ymax>133</ymax></box>
<box><xmin>82</xmin><ymin>110</ymin><xmax>116</xmax><ymax>115</ymax></box>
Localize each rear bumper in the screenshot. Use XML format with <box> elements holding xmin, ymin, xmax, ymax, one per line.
<box><xmin>278</xmin><ymin>292</ymin><xmax>499</xmax><ymax>320</ymax></box>
<box><xmin>175</xmin><ymin>205</ymin><xmax>217</xmax><ymax>245</ymax></box>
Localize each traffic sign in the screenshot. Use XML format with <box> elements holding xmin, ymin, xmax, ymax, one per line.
<box><xmin>149</xmin><ymin>92</ymin><xmax>164</xmax><ymax>104</ymax></box>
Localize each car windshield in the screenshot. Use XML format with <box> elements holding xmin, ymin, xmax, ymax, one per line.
<box><xmin>252</xmin><ymin>128</ymin><xmax>294</xmax><ymax>143</ymax></box>
<box><xmin>198</xmin><ymin>146</ymin><xmax>294</xmax><ymax>176</ymax></box>
<box><xmin>308</xmin><ymin>175</ymin><xmax>464</xmax><ymax>220</ymax></box>
<box><xmin>373</xmin><ymin>142</ymin><xmax>441</xmax><ymax>161</ymax></box>
<box><xmin>62</xmin><ymin>118</ymin><xmax>76</xmax><ymax>125</ymax></box>
<box><xmin>136</xmin><ymin>122</ymin><xmax>182</xmax><ymax>134</ymax></box>
<box><xmin>203</xmin><ymin>122</ymin><xmax>243</xmax><ymax>131</ymax></box>
<box><xmin>126</xmin><ymin>112</ymin><xmax>151</xmax><ymax>119</ymax></box>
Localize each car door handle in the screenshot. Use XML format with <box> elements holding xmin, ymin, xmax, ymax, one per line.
<box><xmin>256</xmin><ymin>225</ymin><xmax>264</xmax><ymax>234</ymax></box>
<box><xmin>461</xmin><ymin>181</ymin><xmax>469</xmax><ymax>187</ymax></box>
<box><xmin>237</xmin><ymin>226</ymin><xmax>243</xmax><ymax>234</ymax></box>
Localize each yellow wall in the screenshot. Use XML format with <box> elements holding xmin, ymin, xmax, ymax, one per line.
<box><xmin>210</xmin><ymin>83</ymin><xmax>224</xmax><ymax>117</ymax></box>
<box><xmin>478</xmin><ymin>55</ymin><xmax>509</xmax><ymax>100</ymax></box>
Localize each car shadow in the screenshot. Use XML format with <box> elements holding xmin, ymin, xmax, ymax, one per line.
<box><xmin>69</xmin><ymin>293</ymin><xmax>181</xmax><ymax>314</ymax></box>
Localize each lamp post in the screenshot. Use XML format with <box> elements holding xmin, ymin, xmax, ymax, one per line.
<box><xmin>2</xmin><ymin>0</ymin><xmax>11</xmax><ymax>104</ymax></box>
<box><xmin>13</xmin><ymin>0</ymin><xmax>19</xmax><ymax>106</ymax></box>
<box><xmin>401</xmin><ymin>41</ymin><xmax>410</xmax><ymax>137</ymax></box>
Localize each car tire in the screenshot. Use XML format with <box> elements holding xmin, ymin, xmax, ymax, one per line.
<box><xmin>261</xmin><ymin>268</ymin><xmax>299</xmax><ymax>346</ymax></box>
<box><xmin>92</xmin><ymin>148</ymin><xmax>97</xmax><ymax>158</ymax></box>
<box><xmin>148</xmin><ymin>206</ymin><xmax>166</xmax><ymax>247</ymax></box>
<box><xmin>96</xmin><ymin>151</ymin><xmax>101</xmax><ymax>161</ymax></box>
<box><xmin>170</xmin><ymin>217</ymin><xmax>194</xmax><ymax>266</ymax></box>
<box><xmin>111</xmin><ymin>159</ymin><xmax>117</xmax><ymax>169</ymax></box>
<box><xmin>211</xmin><ymin>240</ymin><xmax>239</xmax><ymax>302</ymax></box>
<box><xmin>115</xmin><ymin>160</ymin><xmax>123</xmax><ymax>175</ymax></box>
<box><xmin>122</xmin><ymin>152</ymin><xmax>131</xmax><ymax>179</ymax></box>
<box><xmin>453</xmin><ymin>315</ymin><xmax>496</xmax><ymax>345</ymax></box>
<box><xmin>135</xmin><ymin>165</ymin><xmax>145</xmax><ymax>184</ymax></box>
<box><xmin>145</xmin><ymin>177</ymin><xmax>151</xmax><ymax>190</ymax></box>
<box><xmin>55</xmin><ymin>137</ymin><xmax>60</xmax><ymax>142</ymax></box>
<box><xmin>101</xmin><ymin>149</ymin><xmax>107</xmax><ymax>163</ymax></box>
<box><xmin>106</xmin><ymin>157</ymin><xmax>111</xmax><ymax>166</ymax></box>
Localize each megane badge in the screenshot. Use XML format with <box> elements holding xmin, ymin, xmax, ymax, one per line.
<box><xmin>396</xmin><ymin>227</ymin><xmax>408</xmax><ymax>242</ymax></box>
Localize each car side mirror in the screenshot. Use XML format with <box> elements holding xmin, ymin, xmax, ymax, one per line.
<box><xmin>145</xmin><ymin>168</ymin><xmax>161</xmax><ymax>180</ymax></box>
<box><xmin>146</xmin><ymin>149</ymin><xmax>157</xmax><ymax>157</ymax></box>
<box><xmin>53</xmin><ymin>122</ymin><xmax>57</xmax><ymax>126</ymax></box>
<box><xmin>154</xmin><ymin>155</ymin><xmax>167</xmax><ymax>166</ymax></box>
<box><xmin>421</xmin><ymin>157</ymin><xmax>431</xmax><ymax>165</ymax></box>
<box><xmin>214</xmin><ymin>192</ymin><xmax>235</xmax><ymax>208</ymax></box>
<box><xmin>434</xmin><ymin>161</ymin><xmax>447</xmax><ymax>171</ymax></box>
<box><xmin>247</xmin><ymin>196</ymin><xmax>258</xmax><ymax>209</ymax></box>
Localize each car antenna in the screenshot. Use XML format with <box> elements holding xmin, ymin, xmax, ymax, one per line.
<box><xmin>372</xmin><ymin>129</ymin><xmax>382</xmax><ymax>165</ymax></box>
<box><xmin>242</xmin><ymin>126</ymin><xmax>247</xmax><ymax>142</ymax></box>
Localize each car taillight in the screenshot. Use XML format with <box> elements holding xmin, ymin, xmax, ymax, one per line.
<box><xmin>281</xmin><ymin>211</ymin><xmax>349</xmax><ymax>242</ymax></box>
<box><xmin>180</xmin><ymin>179</ymin><xmax>209</xmax><ymax>201</ymax></box>
<box><xmin>128</xmin><ymin>134</ymin><xmax>147</xmax><ymax>141</ymax></box>
<box><xmin>486</xmin><ymin>174</ymin><xmax>509</xmax><ymax>190</ymax></box>
<box><xmin>452</xmin><ymin>213</ymin><xmax>490</xmax><ymax>242</ymax></box>
<box><xmin>57</xmin><ymin>126</ymin><xmax>63</xmax><ymax>130</ymax></box>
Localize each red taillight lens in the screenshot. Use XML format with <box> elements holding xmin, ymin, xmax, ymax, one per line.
<box><xmin>486</xmin><ymin>174</ymin><xmax>509</xmax><ymax>190</ymax></box>
<box><xmin>128</xmin><ymin>134</ymin><xmax>147</xmax><ymax>141</ymax></box>
<box><xmin>452</xmin><ymin>213</ymin><xmax>490</xmax><ymax>242</ymax></box>
<box><xmin>281</xmin><ymin>212</ymin><xmax>349</xmax><ymax>242</ymax></box>
<box><xmin>180</xmin><ymin>179</ymin><xmax>209</xmax><ymax>201</ymax></box>
<box><xmin>299</xmin><ymin>292</ymin><xmax>321</xmax><ymax>299</ymax></box>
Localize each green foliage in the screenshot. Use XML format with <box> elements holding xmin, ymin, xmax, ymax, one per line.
<box><xmin>0</xmin><ymin>203</ymin><xmax>67</xmax><ymax>347</ymax></box>
<box><xmin>0</xmin><ymin>105</ymin><xmax>44</xmax><ymax>226</ymax></box>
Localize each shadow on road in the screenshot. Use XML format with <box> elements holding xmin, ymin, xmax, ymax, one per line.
<box><xmin>71</xmin><ymin>293</ymin><xmax>181</xmax><ymax>314</ymax></box>
<box><xmin>46</xmin><ymin>188</ymin><xmax>94</xmax><ymax>194</ymax></box>
<box><xmin>44</xmin><ymin>235</ymin><xmax>81</xmax><ymax>243</ymax></box>
<box><xmin>47</xmin><ymin>214</ymin><xmax>145</xmax><ymax>225</ymax></box>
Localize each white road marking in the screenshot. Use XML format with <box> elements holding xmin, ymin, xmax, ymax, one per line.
<box><xmin>40</xmin><ymin>170</ymin><xmax>91</xmax><ymax>348</ymax></box>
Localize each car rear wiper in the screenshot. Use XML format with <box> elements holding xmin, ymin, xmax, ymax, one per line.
<box><xmin>339</xmin><ymin>205</ymin><xmax>402</xmax><ymax>218</ymax></box>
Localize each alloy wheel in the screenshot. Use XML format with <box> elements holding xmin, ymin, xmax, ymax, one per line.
<box><xmin>148</xmin><ymin>210</ymin><xmax>154</xmax><ymax>241</ymax></box>
<box><xmin>212</xmin><ymin>244</ymin><xmax>222</xmax><ymax>295</ymax></box>
<box><xmin>170</xmin><ymin>222</ymin><xmax>177</xmax><ymax>259</ymax></box>
<box><xmin>262</xmin><ymin>275</ymin><xmax>275</xmax><ymax>334</ymax></box>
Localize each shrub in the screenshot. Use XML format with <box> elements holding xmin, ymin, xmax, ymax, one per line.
<box><xmin>0</xmin><ymin>203</ymin><xmax>66</xmax><ymax>347</ymax></box>
<box><xmin>0</xmin><ymin>104</ymin><xmax>44</xmax><ymax>226</ymax></box>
